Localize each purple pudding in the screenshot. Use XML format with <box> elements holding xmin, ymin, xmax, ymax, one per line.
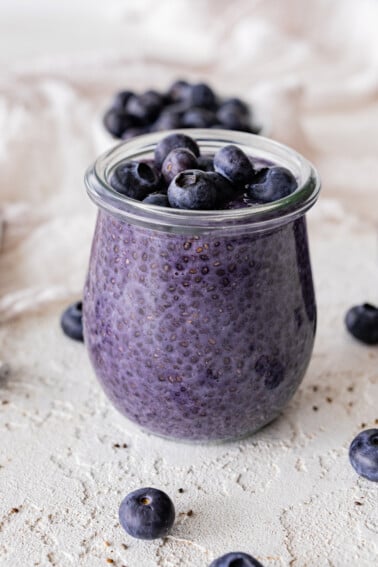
<box><xmin>83</xmin><ymin>130</ymin><xmax>320</xmax><ymax>441</ymax></box>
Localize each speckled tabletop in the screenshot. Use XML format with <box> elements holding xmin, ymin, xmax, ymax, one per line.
<box><xmin>1</xmin><ymin>1</ymin><xmax>378</xmax><ymax>566</ymax></box>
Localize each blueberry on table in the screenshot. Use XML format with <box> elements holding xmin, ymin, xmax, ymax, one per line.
<box><xmin>126</xmin><ymin>90</ymin><xmax>163</xmax><ymax>124</ymax></box>
<box><xmin>60</xmin><ymin>301</ymin><xmax>84</xmax><ymax>342</ymax></box>
<box><xmin>111</xmin><ymin>90</ymin><xmax>134</xmax><ymax>111</ymax></box>
<box><xmin>110</xmin><ymin>161</ymin><xmax>160</xmax><ymax>200</ymax></box>
<box><xmin>217</xmin><ymin>98</ymin><xmax>251</xmax><ymax>131</ymax></box>
<box><xmin>152</xmin><ymin>110</ymin><xmax>183</xmax><ymax>132</ymax></box>
<box><xmin>162</xmin><ymin>148</ymin><xmax>198</xmax><ymax>183</ymax></box>
<box><xmin>219</xmin><ymin>97</ymin><xmax>250</xmax><ymax>118</ymax></box>
<box><xmin>247</xmin><ymin>166</ymin><xmax>297</xmax><ymax>203</ymax></box>
<box><xmin>167</xmin><ymin>79</ymin><xmax>191</xmax><ymax>103</ymax></box>
<box><xmin>168</xmin><ymin>170</ymin><xmax>217</xmax><ymax>210</ymax></box>
<box><xmin>103</xmin><ymin>109</ymin><xmax>136</xmax><ymax>138</ymax></box>
<box><xmin>191</xmin><ymin>82</ymin><xmax>217</xmax><ymax>109</ymax></box>
<box><xmin>182</xmin><ymin>107</ymin><xmax>217</xmax><ymax>128</ymax></box>
<box><xmin>154</xmin><ymin>133</ymin><xmax>200</xmax><ymax>168</ymax></box>
<box><xmin>217</xmin><ymin>107</ymin><xmax>250</xmax><ymax>132</ymax></box>
<box><xmin>151</xmin><ymin>101</ymin><xmax>191</xmax><ymax>132</ymax></box>
<box><xmin>121</xmin><ymin>126</ymin><xmax>150</xmax><ymax>140</ymax></box>
<box><xmin>214</xmin><ymin>144</ymin><xmax>255</xmax><ymax>185</ymax></box>
<box><xmin>345</xmin><ymin>303</ymin><xmax>378</xmax><ymax>345</ymax></box>
<box><xmin>119</xmin><ymin>487</ymin><xmax>175</xmax><ymax>540</ymax></box>
<box><xmin>349</xmin><ymin>429</ymin><xmax>378</xmax><ymax>482</ymax></box>
<box><xmin>209</xmin><ymin>551</ymin><xmax>264</xmax><ymax>567</ymax></box>
<box><xmin>143</xmin><ymin>193</ymin><xmax>170</xmax><ymax>207</ymax></box>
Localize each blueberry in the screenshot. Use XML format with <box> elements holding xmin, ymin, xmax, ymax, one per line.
<box><xmin>143</xmin><ymin>193</ymin><xmax>170</xmax><ymax>207</ymax></box>
<box><xmin>191</xmin><ymin>82</ymin><xmax>217</xmax><ymax>109</ymax></box>
<box><xmin>121</xmin><ymin>126</ymin><xmax>150</xmax><ymax>140</ymax></box>
<box><xmin>217</xmin><ymin>108</ymin><xmax>250</xmax><ymax>132</ymax></box>
<box><xmin>345</xmin><ymin>303</ymin><xmax>378</xmax><ymax>345</ymax></box>
<box><xmin>151</xmin><ymin>101</ymin><xmax>191</xmax><ymax>132</ymax></box>
<box><xmin>249</xmin><ymin>124</ymin><xmax>262</xmax><ymax>134</ymax></box>
<box><xmin>103</xmin><ymin>109</ymin><xmax>137</xmax><ymax>138</ymax></box>
<box><xmin>110</xmin><ymin>161</ymin><xmax>160</xmax><ymax>200</ymax></box>
<box><xmin>119</xmin><ymin>487</ymin><xmax>175</xmax><ymax>540</ymax></box>
<box><xmin>219</xmin><ymin>97</ymin><xmax>250</xmax><ymax>118</ymax></box>
<box><xmin>168</xmin><ymin>170</ymin><xmax>217</xmax><ymax>210</ymax></box>
<box><xmin>126</xmin><ymin>90</ymin><xmax>163</xmax><ymax>124</ymax></box>
<box><xmin>206</xmin><ymin>172</ymin><xmax>235</xmax><ymax>203</ymax></box>
<box><xmin>217</xmin><ymin>98</ymin><xmax>251</xmax><ymax>131</ymax></box>
<box><xmin>209</xmin><ymin>552</ymin><xmax>264</xmax><ymax>567</ymax></box>
<box><xmin>152</xmin><ymin>111</ymin><xmax>183</xmax><ymax>132</ymax></box>
<box><xmin>197</xmin><ymin>155</ymin><xmax>215</xmax><ymax>172</ymax></box>
<box><xmin>167</xmin><ymin>79</ymin><xmax>191</xmax><ymax>103</ymax></box>
<box><xmin>214</xmin><ymin>145</ymin><xmax>255</xmax><ymax>185</ymax></box>
<box><xmin>162</xmin><ymin>148</ymin><xmax>198</xmax><ymax>183</ymax></box>
<box><xmin>349</xmin><ymin>429</ymin><xmax>378</xmax><ymax>482</ymax></box>
<box><xmin>247</xmin><ymin>166</ymin><xmax>297</xmax><ymax>203</ymax></box>
<box><xmin>111</xmin><ymin>90</ymin><xmax>134</xmax><ymax>111</ymax></box>
<box><xmin>60</xmin><ymin>301</ymin><xmax>84</xmax><ymax>342</ymax></box>
<box><xmin>210</xmin><ymin>123</ymin><xmax>228</xmax><ymax>129</ymax></box>
<box><xmin>182</xmin><ymin>107</ymin><xmax>217</xmax><ymax>128</ymax></box>
<box><xmin>154</xmin><ymin>133</ymin><xmax>200</xmax><ymax>168</ymax></box>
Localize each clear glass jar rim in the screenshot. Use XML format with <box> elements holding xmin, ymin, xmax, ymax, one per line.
<box><xmin>85</xmin><ymin>129</ymin><xmax>321</xmax><ymax>234</ymax></box>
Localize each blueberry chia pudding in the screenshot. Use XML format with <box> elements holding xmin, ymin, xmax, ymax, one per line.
<box><xmin>83</xmin><ymin>130</ymin><xmax>320</xmax><ymax>441</ymax></box>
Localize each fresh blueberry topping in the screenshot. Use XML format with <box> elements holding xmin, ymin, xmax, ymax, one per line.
<box><xmin>126</xmin><ymin>90</ymin><xmax>163</xmax><ymax>124</ymax></box>
<box><xmin>209</xmin><ymin>551</ymin><xmax>264</xmax><ymax>567</ymax></box>
<box><xmin>197</xmin><ymin>155</ymin><xmax>215</xmax><ymax>172</ymax></box>
<box><xmin>154</xmin><ymin>133</ymin><xmax>200</xmax><ymax>168</ymax></box>
<box><xmin>168</xmin><ymin>170</ymin><xmax>217</xmax><ymax>210</ymax></box>
<box><xmin>182</xmin><ymin>107</ymin><xmax>217</xmax><ymax>128</ymax></box>
<box><xmin>110</xmin><ymin>161</ymin><xmax>160</xmax><ymax>200</ymax></box>
<box><xmin>60</xmin><ymin>301</ymin><xmax>84</xmax><ymax>342</ymax></box>
<box><xmin>143</xmin><ymin>193</ymin><xmax>170</xmax><ymax>207</ymax></box>
<box><xmin>247</xmin><ymin>166</ymin><xmax>297</xmax><ymax>203</ymax></box>
<box><xmin>214</xmin><ymin>145</ymin><xmax>255</xmax><ymax>185</ymax></box>
<box><xmin>111</xmin><ymin>90</ymin><xmax>134</xmax><ymax>111</ymax></box>
<box><xmin>103</xmin><ymin>109</ymin><xmax>137</xmax><ymax>138</ymax></box>
<box><xmin>119</xmin><ymin>487</ymin><xmax>175</xmax><ymax>540</ymax></box>
<box><xmin>349</xmin><ymin>429</ymin><xmax>378</xmax><ymax>482</ymax></box>
<box><xmin>162</xmin><ymin>148</ymin><xmax>198</xmax><ymax>183</ymax></box>
<box><xmin>191</xmin><ymin>82</ymin><xmax>217</xmax><ymax>109</ymax></box>
<box><xmin>345</xmin><ymin>303</ymin><xmax>378</xmax><ymax>345</ymax></box>
<box><xmin>206</xmin><ymin>172</ymin><xmax>236</xmax><ymax>203</ymax></box>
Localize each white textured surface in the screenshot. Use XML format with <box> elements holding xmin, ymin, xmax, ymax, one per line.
<box><xmin>1</xmin><ymin>1</ymin><xmax>378</xmax><ymax>566</ymax></box>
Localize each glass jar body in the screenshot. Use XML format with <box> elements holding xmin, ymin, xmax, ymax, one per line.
<box><xmin>83</xmin><ymin>209</ymin><xmax>316</xmax><ymax>441</ymax></box>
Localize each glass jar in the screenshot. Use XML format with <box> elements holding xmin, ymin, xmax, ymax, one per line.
<box><xmin>83</xmin><ymin>129</ymin><xmax>320</xmax><ymax>442</ymax></box>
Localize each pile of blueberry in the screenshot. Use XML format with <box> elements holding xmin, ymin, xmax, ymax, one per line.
<box><xmin>109</xmin><ymin>132</ymin><xmax>297</xmax><ymax>210</ymax></box>
<box><xmin>103</xmin><ymin>80</ymin><xmax>261</xmax><ymax>140</ymax></box>
<box><xmin>119</xmin><ymin>487</ymin><xmax>264</xmax><ymax>566</ymax></box>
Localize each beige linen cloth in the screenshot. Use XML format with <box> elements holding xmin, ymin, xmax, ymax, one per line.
<box><xmin>0</xmin><ymin>0</ymin><xmax>377</xmax><ymax>330</ymax></box>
